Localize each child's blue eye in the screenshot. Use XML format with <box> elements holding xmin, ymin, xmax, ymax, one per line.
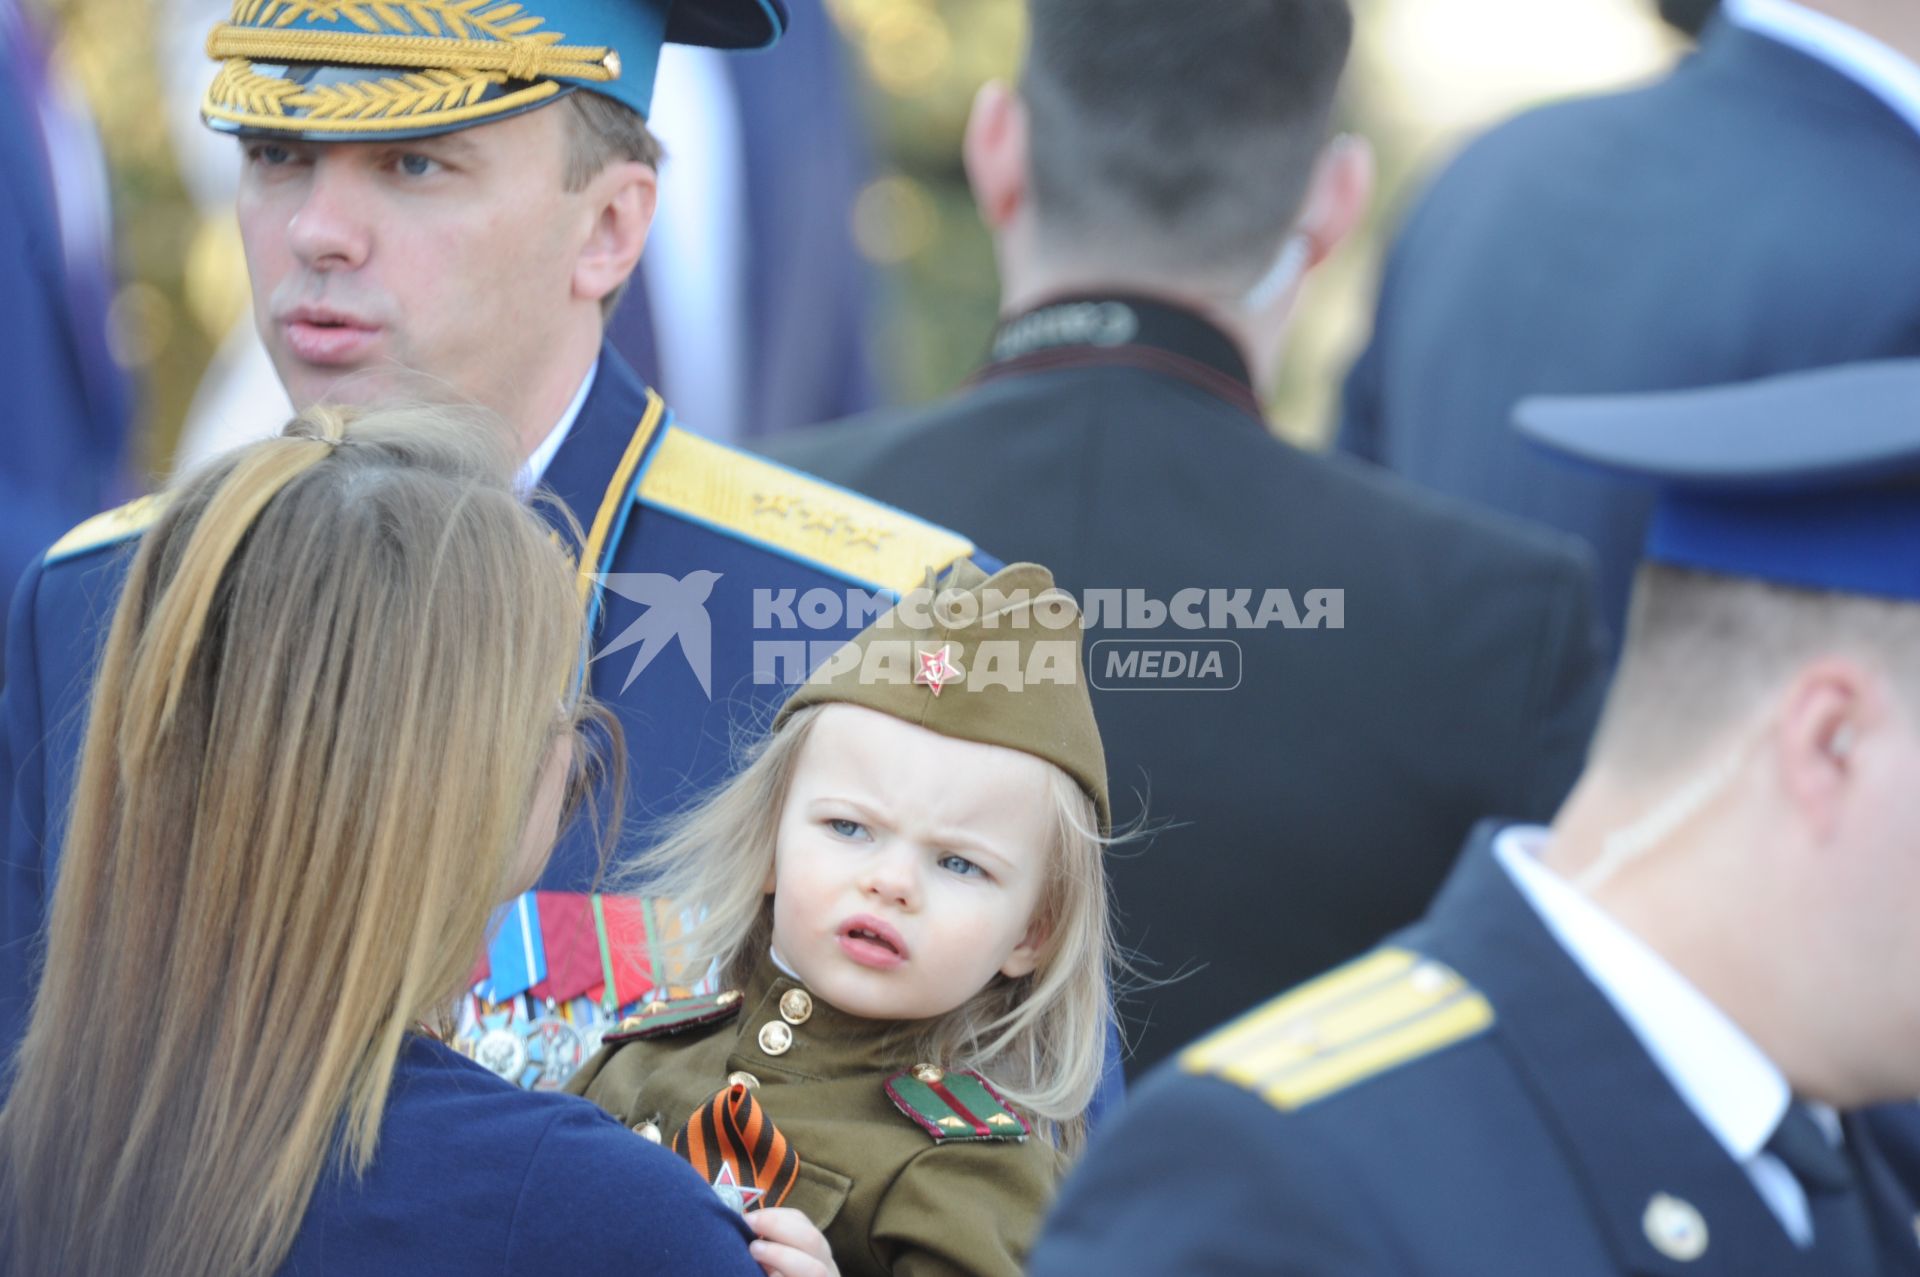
<box><xmin>937</xmin><ymin>854</ymin><xmax>985</xmax><ymax>878</ymax></box>
<box><xmin>826</xmin><ymin>818</ymin><xmax>868</xmax><ymax>840</ymax></box>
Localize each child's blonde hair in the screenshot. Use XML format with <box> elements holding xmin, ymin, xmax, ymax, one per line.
<box><xmin>0</xmin><ymin>404</ymin><xmax>603</xmax><ymax>1277</ymax></box>
<box><xmin>620</xmin><ymin>703</ymin><xmax>1116</xmax><ymax>1155</ymax></box>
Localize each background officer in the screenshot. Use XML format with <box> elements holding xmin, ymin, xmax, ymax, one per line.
<box><xmin>1338</xmin><ymin>0</ymin><xmax>1920</xmax><ymax>658</ymax></box>
<box><xmin>0</xmin><ymin>0</ymin><xmax>130</xmax><ymax>629</ymax></box>
<box><xmin>0</xmin><ymin>0</ymin><xmax>984</xmax><ymax>1067</ymax></box>
<box><xmin>1030</xmin><ymin>360</ymin><xmax>1920</xmax><ymax>1275</ymax></box>
<box><xmin>769</xmin><ymin>0</ymin><xmax>1609</xmax><ymax>1074</ymax></box>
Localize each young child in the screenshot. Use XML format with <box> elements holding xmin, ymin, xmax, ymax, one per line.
<box><xmin>568</xmin><ymin>560</ymin><xmax>1115</xmax><ymax>1277</ymax></box>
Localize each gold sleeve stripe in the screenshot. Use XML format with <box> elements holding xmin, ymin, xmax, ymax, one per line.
<box><xmin>1181</xmin><ymin>949</ymin><xmax>1415</xmax><ymax>1075</ymax></box>
<box><xmin>1213</xmin><ymin>963</ymin><xmax>1473</xmax><ymax>1086</ymax></box>
<box><xmin>45</xmin><ymin>495</ymin><xmax>167</xmax><ymax>564</ymax></box>
<box><xmin>1261</xmin><ymin>994</ymin><xmax>1493</xmax><ymax>1110</ymax></box>
<box><xmin>1181</xmin><ymin>948</ymin><xmax>1494</xmax><ymax>1111</ymax></box>
<box><xmin>577</xmin><ymin>390</ymin><xmax>666</xmax><ymax>605</ymax></box>
<box><xmin>636</xmin><ymin>428</ymin><xmax>976</xmax><ymax>593</ymax></box>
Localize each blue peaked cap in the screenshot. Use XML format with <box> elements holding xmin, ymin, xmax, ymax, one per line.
<box><xmin>202</xmin><ymin>0</ymin><xmax>787</xmax><ymax>141</ymax></box>
<box><xmin>1515</xmin><ymin>361</ymin><xmax>1920</xmax><ymax>602</ymax></box>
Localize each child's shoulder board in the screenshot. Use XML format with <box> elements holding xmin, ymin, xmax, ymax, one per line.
<box><xmin>602</xmin><ymin>989</ymin><xmax>744</xmax><ymax>1046</ymax></box>
<box><xmin>885</xmin><ymin>1064</ymin><xmax>1030</xmax><ymax>1143</ymax></box>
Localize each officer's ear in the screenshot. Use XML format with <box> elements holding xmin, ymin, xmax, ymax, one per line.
<box><xmin>964</xmin><ymin>80</ymin><xmax>1028</xmax><ymax>233</ymax></box>
<box><xmin>572</xmin><ymin>158</ymin><xmax>657</xmax><ymax>306</ymax></box>
<box><xmin>1291</xmin><ymin>134</ymin><xmax>1373</xmax><ymax>274</ymax></box>
<box><xmin>1774</xmin><ymin>657</ymin><xmax>1880</xmax><ymax>845</ymax></box>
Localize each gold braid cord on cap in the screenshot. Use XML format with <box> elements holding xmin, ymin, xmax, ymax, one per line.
<box><xmin>203</xmin><ymin>0</ymin><xmax>618</xmax><ymax>134</ymax></box>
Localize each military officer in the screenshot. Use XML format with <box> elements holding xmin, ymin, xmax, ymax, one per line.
<box><xmin>1029</xmin><ymin>361</ymin><xmax>1920</xmax><ymax>1275</ymax></box>
<box><xmin>0</xmin><ymin>0</ymin><xmax>986</xmax><ymax>1066</ymax></box>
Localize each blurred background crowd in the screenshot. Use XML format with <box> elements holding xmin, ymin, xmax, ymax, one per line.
<box><xmin>21</xmin><ymin>0</ymin><xmax>1696</xmax><ymax>477</ymax></box>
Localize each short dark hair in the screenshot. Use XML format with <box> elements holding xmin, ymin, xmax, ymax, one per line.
<box><xmin>1021</xmin><ymin>0</ymin><xmax>1353</xmax><ymax>280</ymax></box>
<box><xmin>1592</xmin><ymin>563</ymin><xmax>1920</xmax><ymax>780</ymax></box>
<box><xmin>1656</xmin><ymin>0</ymin><xmax>1718</xmax><ymax>38</ymax></box>
<box><xmin>557</xmin><ymin>92</ymin><xmax>664</xmax><ymax>317</ymax></box>
<box><xmin>560</xmin><ymin>91</ymin><xmax>663</xmax><ymax>190</ymax></box>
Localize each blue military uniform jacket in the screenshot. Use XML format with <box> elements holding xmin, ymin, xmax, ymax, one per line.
<box><xmin>1337</xmin><ymin>18</ymin><xmax>1920</xmax><ymax>655</ymax></box>
<box><xmin>1029</xmin><ymin>825</ymin><xmax>1920</xmax><ymax>1276</ymax></box>
<box><xmin>0</xmin><ymin>349</ymin><xmax>983</xmax><ymax>1053</ymax></box>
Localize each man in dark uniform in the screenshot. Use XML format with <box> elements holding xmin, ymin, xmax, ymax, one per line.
<box><xmin>1336</xmin><ymin>0</ymin><xmax>1920</xmax><ymax>656</ymax></box>
<box><xmin>0</xmin><ymin>0</ymin><xmax>985</xmax><ymax>1069</ymax></box>
<box><xmin>768</xmin><ymin>0</ymin><xmax>1609</xmax><ymax>1074</ymax></box>
<box><xmin>1031</xmin><ymin>361</ymin><xmax>1920</xmax><ymax>1275</ymax></box>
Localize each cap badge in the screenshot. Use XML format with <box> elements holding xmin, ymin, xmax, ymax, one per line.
<box><xmin>915</xmin><ymin>644</ymin><xmax>960</xmax><ymax>696</ymax></box>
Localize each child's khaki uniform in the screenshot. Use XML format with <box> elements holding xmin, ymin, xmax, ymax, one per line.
<box><xmin>568</xmin><ymin>953</ymin><xmax>1061</xmax><ymax>1277</ymax></box>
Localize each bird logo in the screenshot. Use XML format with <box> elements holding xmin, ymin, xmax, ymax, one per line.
<box><xmin>591</xmin><ymin>571</ymin><xmax>722</xmax><ymax>696</ymax></box>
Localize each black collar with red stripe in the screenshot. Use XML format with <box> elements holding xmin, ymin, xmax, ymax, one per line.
<box><xmin>974</xmin><ymin>294</ymin><xmax>1264</xmax><ymax>422</ymax></box>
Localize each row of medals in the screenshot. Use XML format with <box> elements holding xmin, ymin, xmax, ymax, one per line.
<box><xmin>456</xmin><ymin>1000</ymin><xmax>613</xmax><ymax>1090</ymax></box>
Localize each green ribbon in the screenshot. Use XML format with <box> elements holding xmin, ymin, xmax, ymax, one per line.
<box><xmin>591</xmin><ymin>893</ymin><xmax>619</xmax><ymax>1014</ymax></box>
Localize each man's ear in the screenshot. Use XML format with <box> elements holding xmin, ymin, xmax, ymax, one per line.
<box><xmin>1293</xmin><ymin>133</ymin><xmax>1373</xmax><ymax>271</ymax></box>
<box><xmin>573</xmin><ymin>160</ymin><xmax>657</xmax><ymax>304</ymax></box>
<box><xmin>1774</xmin><ymin>657</ymin><xmax>1879</xmax><ymax>844</ymax></box>
<box><xmin>999</xmin><ymin>912</ymin><xmax>1052</xmax><ymax>980</ymax></box>
<box><xmin>963</xmin><ymin>80</ymin><xmax>1030</xmax><ymax>232</ymax></box>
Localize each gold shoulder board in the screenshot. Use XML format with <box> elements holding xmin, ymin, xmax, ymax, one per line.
<box><xmin>637</xmin><ymin>428</ymin><xmax>976</xmax><ymax>594</ymax></box>
<box><xmin>45</xmin><ymin>494</ymin><xmax>167</xmax><ymax>566</ymax></box>
<box><xmin>1179</xmin><ymin>947</ymin><xmax>1493</xmax><ymax>1111</ymax></box>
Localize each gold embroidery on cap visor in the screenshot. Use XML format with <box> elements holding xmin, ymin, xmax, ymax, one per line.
<box><xmin>202</xmin><ymin>0</ymin><xmax>620</xmax><ymax>136</ymax></box>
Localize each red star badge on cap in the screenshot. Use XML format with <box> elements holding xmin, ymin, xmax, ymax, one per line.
<box><xmin>915</xmin><ymin>644</ymin><xmax>960</xmax><ymax>696</ymax></box>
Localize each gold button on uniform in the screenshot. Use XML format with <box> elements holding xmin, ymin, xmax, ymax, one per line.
<box><xmin>913</xmin><ymin>1063</ymin><xmax>944</xmax><ymax>1084</ymax></box>
<box><xmin>727</xmin><ymin>1070</ymin><xmax>761</xmax><ymax>1091</ymax></box>
<box><xmin>780</xmin><ymin>988</ymin><xmax>814</xmax><ymax>1025</ymax></box>
<box><xmin>632</xmin><ymin>1120</ymin><xmax>662</xmax><ymax>1143</ymax></box>
<box><xmin>759</xmin><ymin>1021</ymin><xmax>794</xmax><ymax>1056</ymax></box>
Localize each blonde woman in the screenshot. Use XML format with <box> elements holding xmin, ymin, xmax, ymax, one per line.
<box><xmin>0</xmin><ymin>408</ymin><xmax>836</xmax><ymax>1277</ymax></box>
<box><xmin>569</xmin><ymin>561</ymin><xmax>1119</xmax><ymax>1276</ymax></box>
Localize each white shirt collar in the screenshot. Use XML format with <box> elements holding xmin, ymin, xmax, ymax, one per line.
<box><xmin>1492</xmin><ymin>825</ymin><xmax>1790</xmax><ymax>1162</ymax></box>
<box><xmin>1722</xmin><ymin>0</ymin><xmax>1920</xmax><ymax>138</ymax></box>
<box><xmin>516</xmin><ymin>359</ymin><xmax>598</xmax><ymax>497</ymax></box>
<box><xmin>768</xmin><ymin>945</ymin><xmax>803</xmax><ymax>982</ymax></box>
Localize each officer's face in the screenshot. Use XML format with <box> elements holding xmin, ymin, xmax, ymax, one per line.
<box><xmin>235</xmin><ymin>105</ymin><xmax>594</xmax><ymax>431</ymax></box>
<box><xmin>768</xmin><ymin>706</ymin><xmax>1054</xmax><ymax>1022</ymax></box>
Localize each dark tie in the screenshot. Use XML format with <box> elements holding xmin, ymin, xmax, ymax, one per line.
<box><xmin>1767</xmin><ymin>1102</ymin><xmax>1883</xmax><ymax>1274</ymax></box>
